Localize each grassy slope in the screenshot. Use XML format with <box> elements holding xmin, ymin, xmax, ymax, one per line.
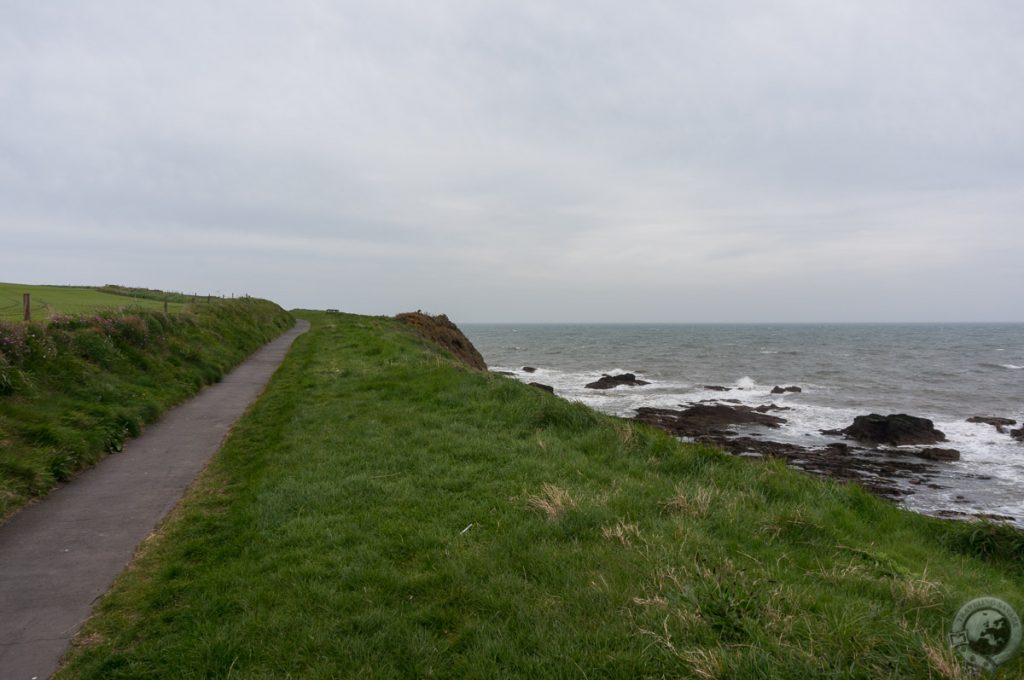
<box><xmin>57</xmin><ymin>312</ymin><xmax>1023</xmax><ymax>679</ymax></box>
<box><xmin>0</xmin><ymin>282</ymin><xmax>186</xmax><ymax>321</ymax></box>
<box><xmin>0</xmin><ymin>298</ymin><xmax>294</xmax><ymax>518</ymax></box>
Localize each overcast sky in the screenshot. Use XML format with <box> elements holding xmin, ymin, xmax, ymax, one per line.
<box><xmin>1</xmin><ymin>1</ymin><xmax>1022</xmax><ymax>322</ymax></box>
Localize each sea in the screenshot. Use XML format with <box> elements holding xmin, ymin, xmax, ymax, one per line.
<box><xmin>461</xmin><ymin>323</ymin><xmax>1024</xmax><ymax>526</ymax></box>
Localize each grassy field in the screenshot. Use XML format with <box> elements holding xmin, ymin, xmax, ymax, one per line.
<box><xmin>0</xmin><ymin>298</ymin><xmax>293</xmax><ymax>518</ymax></box>
<box><xmin>0</xmin><ymin>282</ymin><xmax>187</xmax><ymax>321</ymax></box>
<box><xmin>54</xmin><ymin>311</ymin><xmax>1023</xmax><ymax>678</ymax></box>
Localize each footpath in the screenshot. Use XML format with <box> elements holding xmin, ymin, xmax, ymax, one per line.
<box><xmin>0</xmin><ymin>319</ymin><xmax>309</xmax><ymax>679</ymax></box>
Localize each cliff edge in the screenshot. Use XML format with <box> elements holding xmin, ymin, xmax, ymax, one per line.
<box><xmin>395</xmin><ymin>312</ymin><xmax>487</xmax><ymax>371</ymax></box>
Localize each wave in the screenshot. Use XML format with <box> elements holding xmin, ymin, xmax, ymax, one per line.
<box><xmin>735</xmin><ymin>376</ymin><xmax>758</xmax><ymax>390</ymax></box>
<box><xmin>979</xmin><ymin>362</ymin><xmax>1023</xmax><ymax>370</ymax></box>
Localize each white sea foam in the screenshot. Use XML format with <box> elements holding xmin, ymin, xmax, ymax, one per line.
<box><xmin>735</xmin><ymin>376</ymin><xmax>758</xmax><ymax>390</ymax></box>
<box><xmin>1000</xmin><ymin>364</ymin><xmax>1023</xmax><ymax>370</ymax></box>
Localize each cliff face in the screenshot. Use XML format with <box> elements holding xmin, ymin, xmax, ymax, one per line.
<box><xmin>395</xmin><ymin>312</ymin><xmax>487</xmax><ymax>371</ymax></box>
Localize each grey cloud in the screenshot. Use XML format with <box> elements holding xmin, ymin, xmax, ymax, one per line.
<box><xmin>1</xmin><ymin>1</ymin><xmax>1022</xmax><ymax>319</ymax></box>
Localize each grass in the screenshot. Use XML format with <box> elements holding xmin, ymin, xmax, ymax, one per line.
<box><xmin>0</xmin><ymin>282</ymin><xmax>189</xmax><ymax>321</ymax></box>
<box><xmin>56</xmin><ymin>312</ymin><xmax>1023</xmax><ymax>678</ymax></box>
<box><xmin>0</xmin><ymin>297</ymin><xmax>293</xmax><ymax>518</ymax></box>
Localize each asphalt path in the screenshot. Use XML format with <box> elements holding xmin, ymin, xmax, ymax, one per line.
<box><xmin>0</xmin><ymin>319</ymin><xmax>309</xmax><ymax>679</ymax></box>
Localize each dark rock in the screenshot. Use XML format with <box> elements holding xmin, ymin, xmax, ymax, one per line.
<box><xmin>690</xmin><ymin>435</ymin><xmax>920</xmax><ymax>500</ymax></box>
<box><xmin>915</xmin><ymin>447</ymin><xmax>960</xmax><ymax>462</ymax></box>
<box><xmin>836</xmin><ymin>413</ymin><xmax>946</xmax><ymax>447</ymax></box>
<box><xmin>396</xmin><ymin>312</ymin><xmax>488</xmax><ymax>370</ymax></box>
<box><xmin>704</xmin><ymin>385</ymin><xmax>731</xmax><ymax>391</ymax></box>
<box><xmin>755</xmin><ymin>403</ymin><xmax>792</xmax><ymax>413</ymax></box>
<box><xmin>1011</xmin><ymin>426</ymin><xmax>1024</xmax><ymax>441</ymax></box>
<box><xmin>633</xmin><ymin>403</ymin><xmax>786</xmax><ymax>437</ymax></box>
<box><xmin>529</xmin><ymin>382</ymin><xmax>554</xmax><ymax>393</ymax></box>
<box><xmin>976</xmin><ymin>513</ymin><xmax>1016</xmax><ymax>522</ymax></box>
<box><xmin>493</xmin><ymin>371</ymin><xmax>515</xmax><ymax>376</ymax></box>
<box><xmin>585</xmin><ymin>373</ymin><xmax>650</xmax><ymax>389</ymax></box>
<box><xmin>967</xmin><ymin>416</ymin><xmax>1017</xmax><ymax>434</ymax></box>
<box><xmin>771</xmin><ymin>385</ymin><xmax>802</xmax><ymax>394</ymax></box>
<box><xmin>700</xmin><ymin>435</ymin><xmax>806</xmax><ymax>458</ymax></box>
<box><xmin>522</xmin><ymin>366</ymin><xmax>537</xmax><ymax>373</ymax></box>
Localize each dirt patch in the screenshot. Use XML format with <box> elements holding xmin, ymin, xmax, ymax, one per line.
<box><xmin>396</xmin><ymin>312</ymin><xmax>487</xmax><ymax>371</ymax></box>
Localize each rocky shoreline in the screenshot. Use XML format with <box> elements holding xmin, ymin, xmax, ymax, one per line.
<box><xmin>508</xmin><ymin>368</ymin><xmax>1021</xmax><ymax>523</ymax></box>
<box><xmin>634</xmin><ymin>404</ymin><xmax>961</xmax><ymax>502</ymax></box>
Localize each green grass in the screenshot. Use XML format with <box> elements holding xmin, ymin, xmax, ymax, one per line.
<box><xmin>0</xmin><ymin>298</ymin><xmax>294</xmax><ymax>518</ymax></box>
<box><xmin>0</xmin><ymin>282</ymin><xmax>188</xmax><ymax>321</ymax></box>
<box><xmin>56</xmin><ymin>312</ymin><xmax>1023</xmax><ymax>678</ymax></box>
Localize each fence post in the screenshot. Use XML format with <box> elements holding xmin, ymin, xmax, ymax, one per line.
<box><xmin>22</xmin><ymin>293</ymin><xmax>30</xmax><ymax>321</ymax></box>
<box><xmin>163</xmin><ymin>300</ymin><xmax>168</xmax><ymax>314</ymax></box>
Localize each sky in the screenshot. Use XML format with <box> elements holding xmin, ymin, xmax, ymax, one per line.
<box><xmin>1</xmin><ymin>1</ymin><xmax>1022</xmax><ymax>322</ymax></box>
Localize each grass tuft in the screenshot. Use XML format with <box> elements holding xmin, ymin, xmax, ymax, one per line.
<box><xmin>527</xmin><ymin>483</ymin><xmax>574</xmax><ymax>521</ymax></box>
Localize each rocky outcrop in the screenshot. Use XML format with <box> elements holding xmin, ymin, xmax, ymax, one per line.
<box><xmin>771</xmin><ymin>385</ymin><xmax>802</xmax><ymax>394</ymax></box>
<box><xmin>755</xmin><ymin>403</ymin><xmax>791</xmax><ymax>413</ymax></box>
<box><xmin>1012</xmin><ymin>426</ymin><xmax>1024</xmax><ymax>441</ymax></box>
<box><xmin>522</xmin><ymin>366</ymin><xmax>537</xmax><ymax>373</ymax></box>
<box><xmin>585</xmin><ymin>373</ymin><xmax>650</xmax><ymax>389</ymax></box>
<box><xmin>967</xmin><ymin>416</ymin><xmax>1017</xmax><ymax>434</ymax></box>
<box><xmin>916</xmin><ymin>447</ymin><xmax>961</xmax><ymax>462</ymax></box>
<box><xmin>395</xmin><ymin>312</ymin><xmax>487</xmax><ymax>370</ymax></box>
<box><xmin>529</xmin><ymin>382</ymin><xmax>554</xmax><ymax>393</ymax></box>
<box><xmin>704</xmin><ymin>385</ymin><xmax>730</xmax><ymax>391</ymax></box>
<box><xmin>634</xmin><ymin>403</ymin><xmax>786</xmax><ymax>437</ymax></box>
<box><xmin>828</xmin><ymin>413</ymin><xmax>946</xmax><ymax>447</ymax></box>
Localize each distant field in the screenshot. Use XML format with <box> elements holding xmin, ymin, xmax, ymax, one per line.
<box><xmin>0</xmin><ymin>283</ymin><xmax>185</xmax><ymax>321</ymax></box>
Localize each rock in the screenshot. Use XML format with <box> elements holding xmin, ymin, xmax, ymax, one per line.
<box><xmin>633</xmin><ymin>403</ymin><xmax>786</xmax><ymax>437</ymax></box>
<box><xmin>1011</xmin><ymin>426</ymin><xmax>1024</xmax><ymax>441</ymax></box>
<box><xmin>529</xmin><ymin>382</ymin><xmax>554</xmax><ymax>393</ymax></box>
<box><xmin>824</xmin><ymin>442</ymin><xmax>851</xmax><ymax>454</ymax></box>
<box><xmin>755</xmin><ymin>403</ymin><xmax>791</xmax><ymax>413</ymax></box>
<box><xmin>967</xmin><ymin>416</ymin><xmax>1017</xmax><ymax>434</ymax></box>
<box><xmin>395</xmin><ymin>312</ymin><xmax>488</xmax><ymax>370</ymax></box>
<box><xmin>493</xmin><ymin>371</ymin><xmax>515</xmax><ymax>376</ymax></box>
<box><xmin>771</xmin><ymin>385</ymin><xmax>802</xmax><ymax>394</ymax></box>
<box><xmin>585</xmin><ymin>373</ymin><xmax>650</xmax><ymax>389</ymax></box>
<box><xmin>915</xmin><ymin>447</ymin><xmax>960</xmax><ymax>462</ymax></box>
<box><xmin>704</xmin><ymin>385</ymin><xmax>731</xmax><ymax>391</ymax></box>
<box><xmin>522</xmin><ymin>366</ymin><xmax>537</xmax><ymax>373</ymax></box>
<box><xmin>836</xmin><ymin>413</ymin><xmax>946</xmax><ymax>447</ymax></box>
<box><xmin>699</xmin><ymin>435</ymin><xmax>806</xmax><ymax>458</ymax></box>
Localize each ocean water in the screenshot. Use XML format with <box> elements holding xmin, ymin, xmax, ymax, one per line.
<box><xmin>462</xmin><ymin>323</ymin><xmax>1024</xmax><ymax>526</ymax></box>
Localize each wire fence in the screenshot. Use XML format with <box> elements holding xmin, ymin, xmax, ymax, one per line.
<box><xmin>0</xmin><ymin>292</ymin><xmax>187</xmax><ymax>322</ymax></box>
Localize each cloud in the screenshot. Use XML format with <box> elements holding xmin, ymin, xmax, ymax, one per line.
<box><xmin>1</xmin><ymin>0</ymin><xmax>1022</xmax><ymax>319</ymax></box>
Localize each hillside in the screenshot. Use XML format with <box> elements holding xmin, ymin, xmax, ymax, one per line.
<box><xmin>0</xmin><ymin>297</ymin><xmax>294</xmax><ymax>519</ymax></box>
<box><xmin>54</xmin><ymin>311</ymin><xmax>1023</xmax><ymax>678</ymax></box>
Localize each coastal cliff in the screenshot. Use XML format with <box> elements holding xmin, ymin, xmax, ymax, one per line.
<box><xmin>396</xmin><ymin>311</ymin><xmax>487</xmax><ymax>371</ymax></box>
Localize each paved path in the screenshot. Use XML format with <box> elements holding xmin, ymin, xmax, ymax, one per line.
<box><xmin>0</xmin><ymin>320</ymin><xmax>309</xmax><ymax>679</ymax></box>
